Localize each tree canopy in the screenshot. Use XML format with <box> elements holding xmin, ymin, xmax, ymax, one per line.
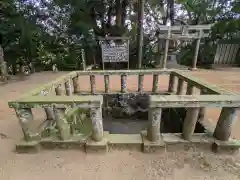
<box><xmin>0</xmin><ymin>0</ymin><xmax>239</xmax><ymax>73</ymax></box>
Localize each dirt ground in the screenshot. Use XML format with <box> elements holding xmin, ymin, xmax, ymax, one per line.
<box><xmin>1</xmin><ymin>69</ymin><xmax>240</xmax><ymax>180</ymax></box>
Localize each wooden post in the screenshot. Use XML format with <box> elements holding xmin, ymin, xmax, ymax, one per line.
<box><xmin>90</xmin><ymin>75</ymin><xmax>96</xmax><ymax>94</ymax></box>
<box><xmin>213</xmin><ymin>107</ymin><xmax>237</xmax><ymax>141</ymax></box>
<box><xmin>53</xmin><ymin>107</ymin><xmax>71</xmax><ymax>140</ymax></box>
<box><xmin>72</xmin><ymin>75</ymin><xmax>81</xmax><ymax>93</ymax></box>
<box><xmin>55</xmin><ymin>84</ymin><xmax>63</xmax><ymax>96</ymax></box>
<box><xmin>90</xmin><ymin>107</ymin><xmax>104</xmax><ymax>142</ymax></box>
<box><xmin>192</xmin><ymin>30</ymin><xmax>202</xmax><ymax>70</ymax></box>
<box><xmin>136</xmin><ymin>0</ymin><xmax>145</xmax><ymax>69</ymax></box>
<box><xmin>104</xmin><ymin>75</ymin><xmax>110</xmax><ymax>93</ymax></box>
<box><xmin>147</xmin><ymin>108</ymin><xmax>162</xmax><ymax>142</ymax></box>
<box><xmin>15</xmin><ymin>108</ymin><xmax>40</xmax><ymax>141</ymax></box>
<box><xmin>182</xmin><ymin>107</ymin><xmax>200</xmax><ymax>140</ymax></box>
<box><xmin>152</xmin><ymin>74</ymin><xmax>159</xmax><ymax>93</ymax></box>
<box><xmin>64</xmin><ymin>79</ymin><xmax>72</xmax><ymax>96</ymax></box>
<box><xmin>138</xmin><ymin>74</ymin><xmax>144</xmax><ymax>93</ymax></box>
<box><xmin>162</xmin><ymin>26</ymin><xmax>171</xmax><ymax>69</ymax></box>
<box><xmin>168</xmin><ymin>73</ymin><xmax>176</xmax><ymax>93</ymax></box>
<box><xmin>177</xmin><ymin>78</ymin><xmax>184</xmax><ymax>95</ymax></box>
<box><xmin>186</xmin><ymin>83</ymin><xmax>194</xmax><ymax>95</ymax></box>
<box><xmin>121</xmin><ymin>74</ymin><xmax>127</xmax><ymax>93</ymax></box>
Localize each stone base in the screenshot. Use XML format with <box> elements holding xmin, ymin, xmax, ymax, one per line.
<box><xmin>163</xmin><ymin>133</ymin><xmax>214</xmax><ymax>151</ymax></box>
<box><xmin>108</xmin><ymin>134</ymin><xmax>142</xmax><ymax>151</ymax></box>
<box><xmin>40</xmin><ymin>134</ymin><xmax>87</xmax><ymax>150</ymax></box>
<box><xmin>16</xmin><ymin>140</ymin><xmax>40</xmax><ymax>153</ymax></box>
<box><xmin>212</xmin><ymin>139</ymin><xmax>240</xmax><ymax>154</ymax></box>
<box><xmin>85</xmin><ymin>132</ymin><xmax>109</xmax><ymax>153</ymax></box>
<box><xmin>141</xmin><ymin>131</ymin><xmax>165</xmax><ymax>153</ymax></box>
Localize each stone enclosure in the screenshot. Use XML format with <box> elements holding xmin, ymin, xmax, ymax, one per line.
<box><xmin>8</xmin><ymin>69</ymin><xmax>240</xmax><ymax>153</ymax></box>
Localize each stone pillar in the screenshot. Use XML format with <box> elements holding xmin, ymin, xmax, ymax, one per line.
<box><xmin>64</xmin><ymin>79</ymin><xmax>72</xmax><ymax>96</ymax></box>
<box><xmin>15</xmin><ymin>108</ymin><xmax>40</xmax><ymax>141</ymax></box>
<box><xmin>198</xmin><ymin>89</ymin><xmax>207</xmax><ymax>121</ymax></box>
<box><xmin>182</xmin><ymin>107</ymin><xmax>200</xmax><ymax>140</ymax></box>
<box><xmin>162</xmin><ymin>26</ymin><xmax>171</xmax><ymax>69</ymax></box>
<box><xmin>90</xmin><ymin>107</ymin><xmax>104</xmax><ymax>142</ymax></box>
<box><xmin>192</xmin><ymin>30</ymin><xmax>202</xmax><ymax>70</ymax></box>
<box><xmin>147</xmin><ymin>108</ymin><xmax>162</xmax><ymax>142</ymax></box>
<box><xmin>121</xmin><ymin>74</ymin><xmax>127</xmax><ymax>93</ymax></box>
<box><xmin>152</xmin><ymin>74</ymin><xmax>159</xmax><ymax>93</ymax></box>
<box><xmin>168</xmin><ymin>73</ymin><xmax>176</xmax><ymax>93</ymax></box>
<box><xmin>213</xmin><ymin>107</ymin><xmax>237</xmax><ymax>141</ymax></box>
<box><xmin>186</xmin><ymin>83</ymin><xmax>194</xmax><ymax>95</ymax></box>
<box><xmin>104</xmin><ymin>75</ymin><xmax>110</xmax><ymax>93</ymax></box>
<box><xmin>72</xmin><ymin>75</ymin><xmax>81</xmax><ymax>93</ymax></box>
<box><xmin>55</xmin><ymin>84</ymin><xmax>63</xmax><ymax>95</ymax></box>
<box><xmin>53</xmin><ymin>107</ymin><xmax>71</xmax><ymax>140</ymax></box>
<box><xmin>177</xmin><ymin>78</ymin><xmax>184</xmax><ymax>95</ymax></box>
<box><xmin>90</xmin><ymin>75</ymin><xmax>96</xmax><ymax>94</ymax></box>
<box><xmin>138</xmin><ymin>74</ymin><xmax>144</xmax><ymax>93</ymax></box>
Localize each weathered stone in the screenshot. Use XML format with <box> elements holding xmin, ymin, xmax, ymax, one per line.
<box><xmin>177</xmin><ymin>78</ymin><xmax>184</xmax><ymax>95</ymax></box>
<box><xmin>182</xmin><ymin>107</ymin><xmax>200</xmax><ymax>140</ymax></box>
<box><xmin>55</xmin><ymin>84</ymin><xmax>63</xmax><ymax>95</ymax></box>
<box><xmin>168</xmin><ymin>73</ymin><xmax>176</xmax><ymax>93</ymax></box>
<box><xmin>104</xmin><ymin>75</ymin><xmax>110</xmax><ymax>93</ymax></box>
<box><xmin>121</xmin><ymin>74</ymin><xmax>127</xmax><ymax>93</ymax></box>
<box><xmin>44</xmin><ymin>107</ymin><xmax>55</xmax><ymax>120</ymax></box>
<box><xmin>90</xmin><ymin>107</ymin><xmax>103</xmax><ymax>142</ymax></box>
<box><xmin>213</xmin><ymin>107</ymin><xmax>238</xmax><ymax>141</ymax></box>
<box><xmin>90</xmin><ymin>75</ymin><xmax>96</xmax><ymax>94</ymax></box>
<box><xmin>152</xmin><ymin>74</ymin><xmax>159</xmax><ymax>93</ymax></box>
<box><xmin>147</xmin><ymin>108</ymin><xmax>162</xmax><ymax>142</ymax></box>
<box><xmin>64</xmin><ymin>79</ymin><xmax>72</xmax><ymax>96</ymax></box>
<box><xmin>53</xmin><ymin>107</ymin><xmax>71</xmax><ymax>140</ymax></box>
<box><xmin>15</xmin><ymin>108</ymin><xmax>40</xmax><ymax>141</ymax></box>
<box><xmin>72</xmin><ymin>76</ymin><xmax>81</xmax><ymax>93</ymax></box>
<box><xmin>186</xmin><ymin>83</ymin><xmax>194</xmax><ymax>95</ymax></box>
<box><xmin>138</xmin><ymin>74</ymin><xmax>144</xmax><ymax>93</ymax></box>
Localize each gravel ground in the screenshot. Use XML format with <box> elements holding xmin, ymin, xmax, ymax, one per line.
<box><xmin>0</xmin><ymin>70</ymin><xmax>240</xmax><ymax>180</ymax></box>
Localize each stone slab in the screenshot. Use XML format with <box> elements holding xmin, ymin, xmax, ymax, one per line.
<box><xmin>40</xmin><ymin>134</ymin><xmax>87</xmax><ymax>150</ymax></box>
<box><xmin>141</xmin><ymin>131</ymin><xmax>165</xmax><ymax>153</ymax></box>
<box><xmin>212</xmin><ymin>139</ymin><xmax>240</xmax><ymax>154</ymax></box>
<box><xmin>108</xmin><ymin>134</ymin><xmax>143</xmax><ymax>150</ymax></box>
<box><xmin>16</xmin><ymin>140</ymin><xmax>40</xmax><ymax>153</ymax></box>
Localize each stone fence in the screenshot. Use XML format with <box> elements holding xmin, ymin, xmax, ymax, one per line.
<box><xmin>8</xmin><ymin>69</ymin><xmax>240</xmax><ymax>153</ymax></box>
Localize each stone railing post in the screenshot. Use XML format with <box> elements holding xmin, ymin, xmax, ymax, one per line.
<box><xmin>55</xmin><ymin>84</ymin><xmax>63</xmax><ymax>95</ymax></box>
<box><xmin>177</xmin><ymin>78</ymin><xmax>184</xmax><ymax>95</ymax></box>
<box><xmin>44</xmin><ymin>107</ymin><xmax>55</xmax><ymax>120</ymax></box>
<box><xmin>64</xmin><ymin>79</ymin><xmax>72</xmax><ymax>96</ymax></box>
<box><xmin>72</xmin><ymin>75</ymin><xmax>81</xmax><ymax>93</ymax></box>
<box><xmin>168</xmin><ymin>73</ymin><xmax>177</xmax><ymax>93</ymax></box>
<box><xmin>90</xmin><ymin>107</ymin><xmax>104</xmax><ymax>142</ymax></box>
<box><xmin>90</xmin><ymin>75</ymin><xmax>96</xmax><ymax>94</ymax></box>
<box><xmin>186</xmin><ymin>83</ymin><xmax>194</xmax><ymax>95</ymax></box>
<box><xmin>147</xmin><ymin>108</ymin><xmax>162</xmax><ymax>142</ymax></box>
<box><xmin>138</xmin><ymin>74</ymin><xmax>144</xmax><ymax>93</ymax></box>
<box><xmin>152</xmin><ymin>74</ymin><xmax>159</xmax><ymax>93</ymax></box>
<box><xmin>15</xmin><ymin>108</ymin><xmax>40</xmax><ymax>141</ymax></box>
<box><xmin>104</xmin><ymin>75</ymin><xmax>110</xmax><ymax>93</ymax></box>
<box><xmin>121</xmin><ymin>74</ymin><xmax>127</xmax><ymax>93</ymax></box>
<box><xmin>182</xmin><ymin>107</ymin><xmax>200</xmax><ymax>140</ymax></box>
<box><xmin>53</xmin><ymin>106</ymin><xmax>71</xmax><ymax>140</ymax></box>
<box><xmin>198</xmin><ymin>89</ymin><xmax>207</xmax><ymax>121</ymax></box>
<box><xmin>213</xmin><ymin>107</ymin><xmax>237</xmax><ymax>141</ymax></box>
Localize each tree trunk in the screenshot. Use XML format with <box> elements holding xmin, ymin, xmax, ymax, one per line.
<box><xmin>0</xmin><ymin>45</ymin><xmax>8</xmax><ymax>81</ymax></box>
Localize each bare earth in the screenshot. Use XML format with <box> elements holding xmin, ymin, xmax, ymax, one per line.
<box><xmin>1</xmin><ymin>69</ymin><xmax>240</xmax><ymax>180</ymax></box>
